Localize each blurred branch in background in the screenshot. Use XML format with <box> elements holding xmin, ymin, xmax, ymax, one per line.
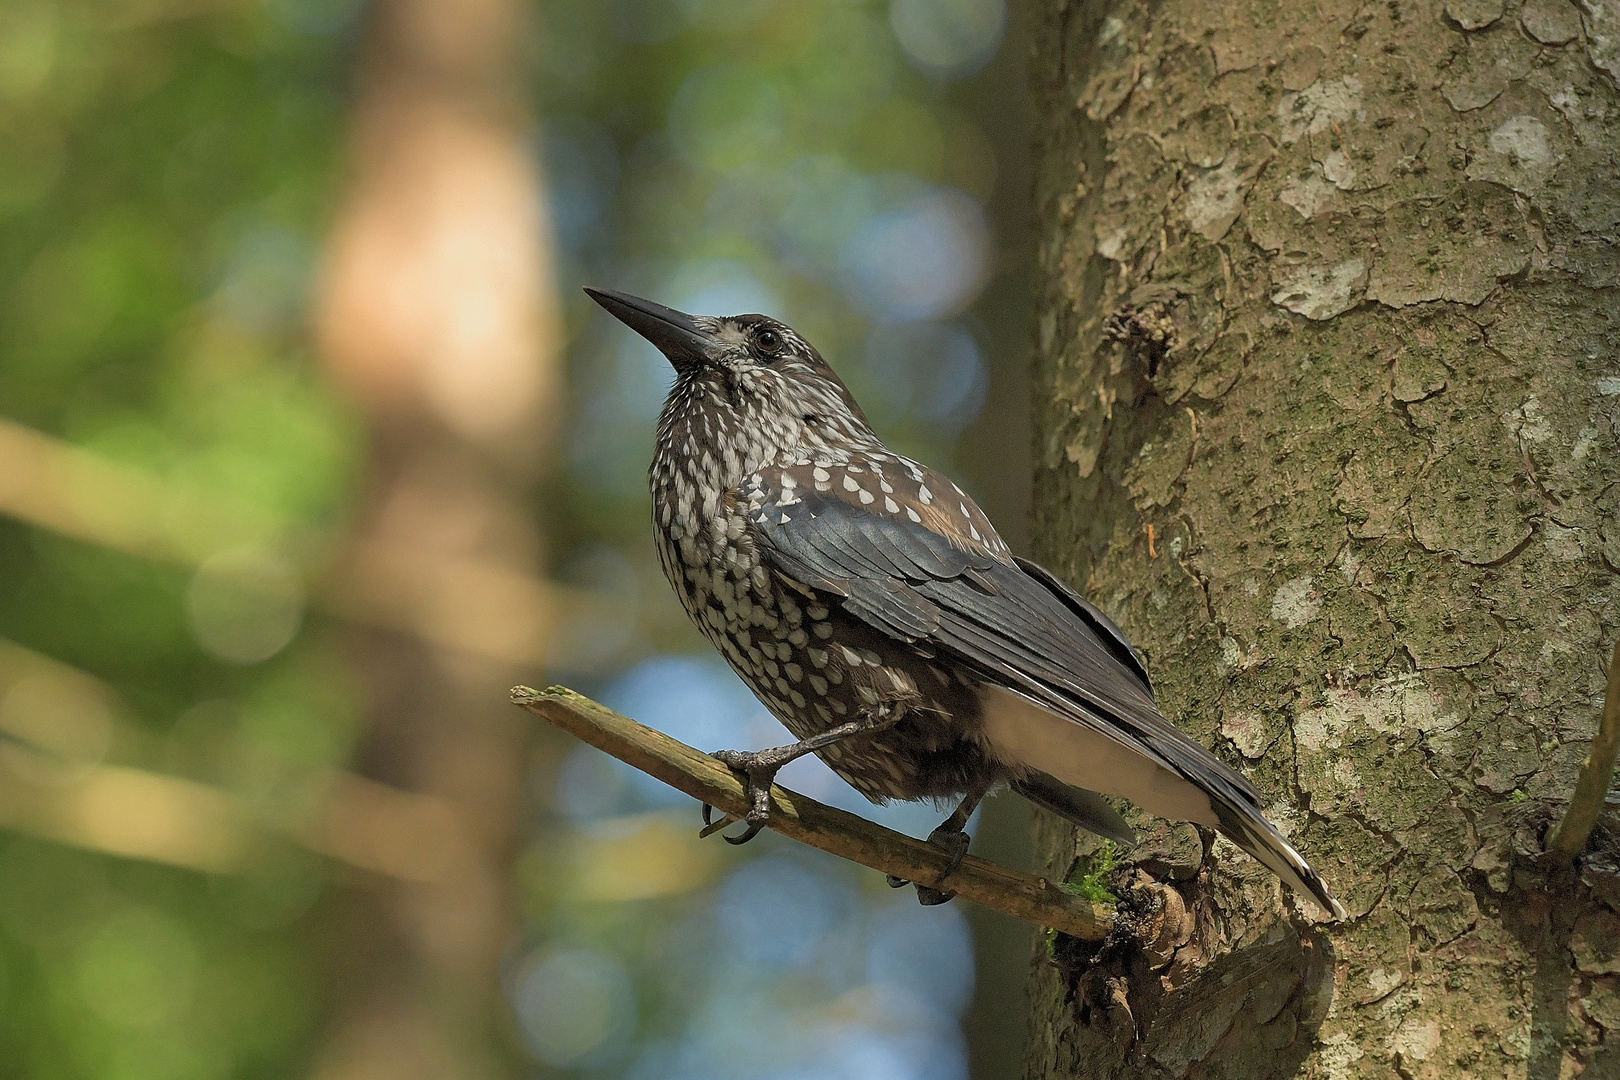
<box><xmin>0</xmin><ymin>635</ymin><xmax>720</xmax><ymax>912</ymax></box>
<box><xmin>308</xmin><ymin>0</ymin><xmax>561</xmax><ymax>1072</ymax></box>
<box><xmin>0</xmin><ymin>635</ymin><xmax>467</xmax><ymax>881</ymax></box>
<box><xmin>0</xmin><ymin>415</ymin><xmax>278</xmax><ymax>564</ymax></box>
<box><xmin>0</xmin><ymin>416</ymin><xmax>616</xmax><ymax>670</ymax></box>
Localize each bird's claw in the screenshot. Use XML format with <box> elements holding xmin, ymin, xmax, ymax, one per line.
<box><xmin>702</xmin><ymin>749</ymin><xmax>781</xmax><ymax>845</ymax></box>
<box><xmin>889</xmin><ymin>825</ymin><xmax>972</xmax><ymax>905</ymax></box>
<box><xmin>698</xmin><ymin>802</ymin><xmax>765</xmax><ymax>845</ymax></box>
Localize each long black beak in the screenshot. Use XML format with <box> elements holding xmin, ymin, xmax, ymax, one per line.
<box><xmin>585</xmin><ymin>287</ymin><xmax>716</xmax><ymax>368</ymax></box>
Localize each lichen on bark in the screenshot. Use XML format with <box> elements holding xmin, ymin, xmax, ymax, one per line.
<box><xmin>1027</xmin><ymin>0</ymin><xmax>1620</xmax><ymax>1076</ymax></box>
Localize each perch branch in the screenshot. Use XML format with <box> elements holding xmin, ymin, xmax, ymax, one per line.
<box><xmin>1548</xmin><ymin>640</ymin><xmax>1620</xmax><ymax>857</ymax></box>
<box><xmin>512</xmin><ymin>685</ymin><xmax>1112</xmax><ymax>940</ymax></box>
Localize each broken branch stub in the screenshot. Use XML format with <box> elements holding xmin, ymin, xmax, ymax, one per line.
<box><xmin>511</xmin><ymin>684</ymin><xmax>1112</xmax><ymax>941</ymax></box>
<box><xmin>1548</xmin><ymin>640</ymin><xmax>1620</xmax><ymax>858</ymax></box>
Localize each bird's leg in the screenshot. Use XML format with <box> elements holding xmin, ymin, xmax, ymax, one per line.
<box><xmin>700</xmin><ymin>706</ymin><xmax>903</xmax><ymax>845</ymax></box>
<box><xmin>887</xmin><ymin>786</ymin><xmax>987</xmax><ymax>905</ymax></box>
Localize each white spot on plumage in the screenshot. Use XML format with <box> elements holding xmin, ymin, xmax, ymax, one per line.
<box><xmin>918</xmin><ymin>485</ymin><xmax>932</xmax><ymax>505</ymax></box>
<box><xmin>906</xmin><ymin>507</ymin><xmax>922</xmax><ymax>523</ymax></box>
<box><xmin>842</xmin><ymin>475</ymin><xmax>860</xmax><ymax>492</ymax></box>
<box><xmin>884</xmin><ymin>496</ymin><xmax>899</xmax><ymax>513</ymax></box>
<box><xmin>858</xmin><ymin>489</ymin><xmax>874</xmax><ymax>504</ymax></box>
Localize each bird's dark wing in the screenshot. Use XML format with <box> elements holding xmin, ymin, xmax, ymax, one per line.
<box><xmin>743</xmin><ymin>460</ymin><xmax>1253</xmax><ymax>803</ymax></box>
<box><xmin>1012</xmin><ymin>556</ymin><xmax>1153</xmax><ymax>696</ymax></box>
<box><xmin>741</xmin><ymin>457</ymin><xmax>1343</xmax><ymax>917</ymax></box>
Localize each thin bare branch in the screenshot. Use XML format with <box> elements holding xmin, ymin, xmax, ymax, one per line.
<box><xmin>1549</xmin><ymin>640</ymin><xmax>1620</xmax><ymax>857</ymax></box>
<box><xmin>511</xmin><ymin>684</ymin><xmax>1113</xmax><ymax>941</ymax></box>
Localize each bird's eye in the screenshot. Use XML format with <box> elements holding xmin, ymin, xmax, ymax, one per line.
<box><xmin>755</xmin><ymin>328</ymin><xmax>783</xmax><ymax>356</ymax></box>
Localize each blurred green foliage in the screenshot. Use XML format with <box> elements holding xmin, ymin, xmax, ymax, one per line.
<box><xmin>0</xmin><ymin>3</ymin><xmax>360</xmax><ymax>1076</ymax></box>
<box><xmin>0</xmin><ymin>0</ymin><xmax>1023</xmax><ymax>1076</ymax></box>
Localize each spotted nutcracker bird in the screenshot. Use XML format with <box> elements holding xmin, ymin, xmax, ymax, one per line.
<box><xmin>585</xmin><ymin>287</ymin><xmax>1345</xmax><ymax>919</ymax></box>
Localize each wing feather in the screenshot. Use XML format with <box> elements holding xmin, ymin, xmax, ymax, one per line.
<box><xmin>744</xmin><ymin>466</ymin><xmax>1343</xmax><ymax>915</ymax></box>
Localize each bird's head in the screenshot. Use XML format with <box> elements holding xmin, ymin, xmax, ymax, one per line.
<box><xmin>585</xmin><ymin>287</ymin><xmax>879</xmax><ymax>460</ymax></box>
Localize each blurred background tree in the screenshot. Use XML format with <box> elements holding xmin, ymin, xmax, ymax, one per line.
<box><xmin>0</xmin><ymin>1</ymin><xmax>1035</xmax><ymax>1078</ymax></box>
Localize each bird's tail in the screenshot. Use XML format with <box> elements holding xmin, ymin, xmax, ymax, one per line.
<box><xmin>1211</xmin><ymin>799</ymin><xmax>1347</xmax><ymax>920</ymax></box>
<box><xmin>1011</xmin><ymin>771</ymin><xmax>1137</xmax><ymax>848</ymax></box>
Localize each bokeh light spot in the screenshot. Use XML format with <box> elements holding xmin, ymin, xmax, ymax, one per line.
<box><xmin>75</xmin><ymin>907</ymin><xmax>200</xmax><ymax>1031</ymax></box>
<box><xmin>889</xmin><ymin>0</ymin><xmax>1005</xmax><ymax>80</ymax></box>
<box><xmin>865</xmin><ymin>320</ymin><xmax>988</xmax><ymax>432</ymax></box>
<box><xmin>840</xmin><ymin>188</ymin><xmax>988</xmax><ymax>321</ymax></box>
<box><xmin>670</xmin><ymin>64</ymin><xmax>784</xmax><ymax>172</ymax></box>
<box><xmin>512</xmin><ymin>947</ymin><xmax>636</xmax><ymax>1066</ymax></box>
<box><xmin>186</xmin><ymin>548</ymin><xmax>304</xmax><ymax>665</ymax></box>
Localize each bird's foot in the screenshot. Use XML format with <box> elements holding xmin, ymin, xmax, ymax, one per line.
<box><xmin>888</xmin><ymin>824</ymin><xmax>972</xmax><ymax>905</ymax></box>
<box><xmin>699</xmin><ymin>803</ymin><xmax>758</xmax><ymax>844</ymax></box>
<box><xmin>699</xmin><ymin>748</ymin><xmax>784</xmax><ymax>845</ymax></box>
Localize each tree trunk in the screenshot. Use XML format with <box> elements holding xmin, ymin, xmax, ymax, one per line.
<box><xmin>307</xmin><ymin>0</ymin><xmax>560</xmax><ymax>1076</ymax></box>
<box><xmin>1025</xmin><ymin>0</ymin><xmax>1619</xmax><ymax>1076</ymax></box>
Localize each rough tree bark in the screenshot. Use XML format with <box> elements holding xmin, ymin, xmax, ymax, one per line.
<box><xmin>1025</xmin><ymin>0</ymin><xmax>1619</xmax><ymax>1076</ymax></box>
